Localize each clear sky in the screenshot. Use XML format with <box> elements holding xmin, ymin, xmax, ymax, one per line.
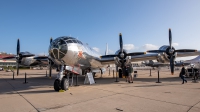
<box><xmin>0</xmin><ymin>0</ymin><xmax>200</xmax><ymax>60</ymax></box>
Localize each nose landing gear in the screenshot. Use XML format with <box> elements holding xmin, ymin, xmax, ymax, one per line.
<box><xmin>54</xmin><ymin>65</ymin><xmax>70</xmax><ymax>91</ymax></box>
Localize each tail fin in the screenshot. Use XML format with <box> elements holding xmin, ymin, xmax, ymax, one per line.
<box><xmin>105</xmin><ymin>43</ymin><xmax>109</xmax><ymax>55</ymax></box>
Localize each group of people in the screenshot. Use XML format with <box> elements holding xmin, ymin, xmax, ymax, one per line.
<box><xmin>124</xmin><ymin>65</ymin><xmax>134</xmax><ymax>83</ymax></box>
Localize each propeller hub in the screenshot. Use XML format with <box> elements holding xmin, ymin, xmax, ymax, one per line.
<box><xmin>169</xmin><ymin>49</ymin><xmax>174</xmax><ymax>54</ymax></box>
<box><xmin>120</xmin><ymin>53</ymin><xmax>124</xmax><ymax>58</ymax></box>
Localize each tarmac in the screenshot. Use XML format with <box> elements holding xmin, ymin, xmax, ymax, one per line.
<box><xmin>0</xmin><ymin>68</ymin><xmax>200</xmax><ymax>112</ymax></box>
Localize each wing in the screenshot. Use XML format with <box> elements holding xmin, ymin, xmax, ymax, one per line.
<box><xmin>98</xmin><ymin>57</ymin><xmax>115</xmax><ymax>65</ymax></box>
<box><xmin>177</xmin><ymin>50</ymin><xmax>200</xmax><ymax>57</ymax></box>
<box><xmin>1</xmin><ymin>56</ymin><xmax>16</xmax><ymax>60</ymax></box>
<box><xmin>130</xmin><ymin>53</ymin><xmax>158</xmax><ymax>62</ymax></box>
<box><xmin>99</xmin><ymin>53</ymin><xmax>158</xmax><ymax>65</ymax></box>
<box><xmin>33</xmin><ymin>56</ymin><xmax>49</xmax><ymax>66</ymax></box>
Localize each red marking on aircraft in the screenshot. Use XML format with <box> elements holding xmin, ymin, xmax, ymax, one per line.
<box><xmin>78</xmin><ymin>51</ymin><xmax>85</xmax><ymax>59</ymax></box>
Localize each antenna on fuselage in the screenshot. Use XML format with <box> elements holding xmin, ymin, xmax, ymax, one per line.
<box><xmin>50</xmin><ymin>37</ymin><xmax>53</xmax><ymax>43</ymax></box>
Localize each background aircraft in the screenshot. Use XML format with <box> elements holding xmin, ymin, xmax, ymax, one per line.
<box><xmin>3</xmin><ymin>39</ymin><xmax>49</xmax><ymax>75</ymax></box>
<box><xmin>143</xmin><ymin>60</ymin><xmax>190</xmax><ymax>68</ymax></box>
<box><xmin>181</xmin><ymin>55</ymin><xmax>200</xmax><ymax>69</ymax></box>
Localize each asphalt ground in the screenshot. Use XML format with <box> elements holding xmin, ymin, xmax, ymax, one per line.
<box><xmin>0</xmin><ymin>68</ymin><xmax>200</xmax><ymax>112</ymax></box>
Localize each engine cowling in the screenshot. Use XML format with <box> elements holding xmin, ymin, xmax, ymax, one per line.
<box><xmin>156</xmin><ymin>45</ymin><xmax>177</xmax><ymax>63</ymax></box>
<box><xmin>114</xmin><ymin>49</ymin><xmax>131</xmax><ymax>67</ymax></box>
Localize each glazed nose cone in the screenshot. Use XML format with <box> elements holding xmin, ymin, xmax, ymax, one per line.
<box><xmin>49</xmin><ymin>38</ymin><xmax>68</xmax><ymax>59</ymax></box>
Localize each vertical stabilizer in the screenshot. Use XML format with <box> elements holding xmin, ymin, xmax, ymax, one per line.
<box><xmin>105</xmin><ymin>43</ymin><xmax>109</xmax><ymax>55</ymax></box>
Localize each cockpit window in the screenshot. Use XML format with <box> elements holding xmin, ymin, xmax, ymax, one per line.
<box><xmin>66</xmin><ymin>40</ymin><xmax>73</xmax><ymax>43</ymax></box>
<box><xmin>71</xmin><ymin>40</ymin><xmax>77</xmax><ymax>43</ymax></box>
<box><xmin>77</xmin><ymin>40</ymin><xmax>83</xmax><ymax>45</ymax></box>
<box><xmin>63</xmin><ymin>37</ymin><xmax>70</xmax><ymax>40</ymax></box>
<box><xmin>59</xmin><ymin>39</ymin><xmax>66</xmax><ymax>45</ymax></box>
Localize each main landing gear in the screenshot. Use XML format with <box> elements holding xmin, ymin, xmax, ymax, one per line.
<box><xmin>54</xmin><ymin>65</ymin><xmax>70</xmax><ymax>91</ymax></box>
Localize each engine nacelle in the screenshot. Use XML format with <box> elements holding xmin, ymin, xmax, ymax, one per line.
<box><xmin>156</xmin><ymin>45</ymin><xmax>177</xmax><ymax>63</ymax></box>
<box><xmin>114</xmin><ymin>56</ymin><xmax>131</xmax><ymax>67</ymax></box>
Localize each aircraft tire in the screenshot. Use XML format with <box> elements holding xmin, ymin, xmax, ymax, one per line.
<box><xmin>61</xmin><ymin>78</ymin><xmax>69</xmax><ymax>91</ymax></box>
<box><xmin>54</xmin><ymin>79</ymin><xmax>60</xmax><ymax>91</ymax></box>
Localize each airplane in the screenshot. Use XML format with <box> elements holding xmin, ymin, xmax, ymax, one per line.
<box><xmin>181</xmin><ymin>55</ymin><xmax>200</xmax><ymax>69</ymax></box>
<box><xmin>143</xmin><ymin>60</ymin><xmax>169</xmax><ymax>68</ymax></box>
<box><xmin>143</xmin><ymin>60</ymin><xmax>190</xmax><ymax>68</ymax></box>
<box><xmin>2</xmin><ymin>39</ymin><xmax>49</xmax><ymax>75</ymax></box>
<box><xmin>48</xmin><ymin>29</ymin><xmax>200</xmax><ymax>91</ymax></box>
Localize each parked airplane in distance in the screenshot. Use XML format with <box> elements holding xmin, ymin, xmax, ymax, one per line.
<box><xmin>181</xmin><ymin>55</ymin><xmax>200</xmax><ymax>69</ymax></box>
<box><xmin>49</xmin><ymin>29</ymin><xmax>200</xmax><ymax>91</ymax></box>
<box><xmin>3</xmin><ymin>39</ymin><xmax>49</xmax><ymax>75</ymax></box>
<box><xmin>143</xmin><ymin>60</ymin><xmax>190</xmax><ymax>69</ymax></box>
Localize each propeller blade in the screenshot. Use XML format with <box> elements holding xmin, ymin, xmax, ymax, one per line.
<box><xmin>16</xmin><ymin>39</ymin><xmax>20</xmax><ymax>76</ymax></box>
<box><xmin>17</xmin><ymin>39</ymin><xmax>20</xmax><ymax>55</ymax></box>
<box><xmin>50</xmin><ymin>37</ymin><xmax>53</xmax><ymax>44</ymax></box>
<box><xmin>119</xmin><ymin>33</ymin><xmax>123</xmax><ymax>53</ymax></box>
<box><xmin>127</xmin><ymin>52</ymin><xmax>146</xmax><ymax>56</ymax></box>
<box><xmin>147</xmin><ymin>50</ymin><xmax>166</xmax><ymax>53</ymax></box>
<box><xmin>175</xmin><ymin>49</ymin><xmax>197</xmax><ymax>52</ymax></box>
<box><xmin>169</xmin><ymin>29</ymin><xmax>172</xmax><ymax>49</ymax></box>
<box><xmin>170</xmin><ymin>56</ymin><xmax>174</xmax><ymax>75</ymax></box>
<box><xmin>101</xmin><ymin>55</ymin><xmax>117</xmax><ymax>58</ymax></box>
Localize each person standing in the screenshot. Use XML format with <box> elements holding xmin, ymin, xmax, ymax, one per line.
<box><xmin>127</xmin><ymin>65</ymin><xmax>133</xmax><ymax>83</ymax></box>
<box><xmin>180</xmin><ymin>64</ymin><xmax>187</xmax><ymax>84</ymax></box>
<box><xmin>124</xmin><ymin>66</ymin><xmax>129</xmax><ymax>82</ymax></box>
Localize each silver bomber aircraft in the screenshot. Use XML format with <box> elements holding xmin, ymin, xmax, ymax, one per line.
<box><xmin>3</xmin><ymin>39</ymin><xmax>49</xmax><ymax>75</ymax></box>
<box><xmin>49</xmin><ymin>29</ymin><xmax>200</xmax><ymax>91</ymax></box>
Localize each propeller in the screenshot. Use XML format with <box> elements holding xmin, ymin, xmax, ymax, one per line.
<box><xmin>49</xmin><ymin>37</ymin><xmax>53</xmax><ymax>78</ymax></box>
<box><xmin>16</xmin><ymin>39</ymin><xmax>20</xmax><ymax>75</ymax></box>
<box><xmin>101</xmin><ymin>33</ymin><xmax>146</xmax><ymax>76</ymax></box>
<box><xmin>147</xmin><ymin>29</ymin><xmax>197</xmax><ymax>75</ymax></box>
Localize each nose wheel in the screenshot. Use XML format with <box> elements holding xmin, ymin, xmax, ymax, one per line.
<box><xmin>54</xmin><ymin>78</ymin><xmax>69</xmax><ymax>91</ymax></box>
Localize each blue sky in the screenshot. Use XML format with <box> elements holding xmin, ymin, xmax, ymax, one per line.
<box><xmin>0</xmin><ymin>0</ymin><xmax>200</xmax><ymax>60</ymax></box>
